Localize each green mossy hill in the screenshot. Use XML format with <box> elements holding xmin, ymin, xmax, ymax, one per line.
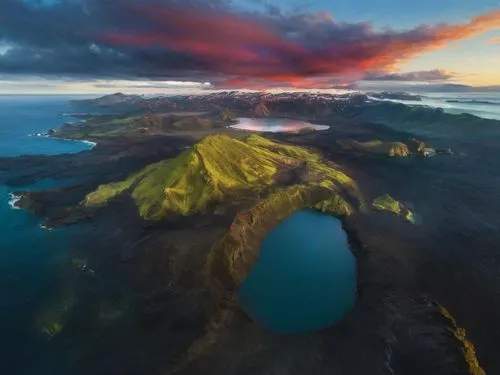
<box><xmin>84</xmin><ymin>134</ymin><xmax>365</xmax><ymax>221</ymax></box>
<box><xmin>346</xmin><ymin>140</ymin><xmax>411</xmax><ymax>157</ymax></box>
<box><xmin>372</xmin><ymin>194</ymin><xmax>417</xmax><ymax>224</ymax></box>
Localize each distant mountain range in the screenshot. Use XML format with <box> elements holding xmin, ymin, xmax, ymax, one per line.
<box><xmin>70</xmin><ymin>90</ymin><xmax>369</xmax><ymax>117</ymax></box>
<box><xmin>68</xmin><ymin>90</ymin><xmax>500</xmax><ymax>140</ymax></box>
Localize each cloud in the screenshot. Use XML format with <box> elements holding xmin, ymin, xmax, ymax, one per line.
<box><xmin>364</xmin><ymin>69</ymin><xmax>456</xmax><ymax>82</ymax></box>
<box><xmin>487</xmin><ymin>37</ymin><xmax>500</xmax><ymax>45</ymax></box>
<box><xmin>93</xmin><ymin>80</ymin><xmax>212</xmax><ymax>89</ymax></box>
<box><xmin>0</xmin><ymin>0</ymin><xmax>499</xmax><ymax>88</ymax></box>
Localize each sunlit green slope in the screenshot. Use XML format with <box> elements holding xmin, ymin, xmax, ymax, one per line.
<box><xmin>84</xmin><ymin>134</ymin><xmax>365</xmax><ymax>220</ymax></box>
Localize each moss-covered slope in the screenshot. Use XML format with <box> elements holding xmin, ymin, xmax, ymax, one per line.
<box><xmin>372</xmin><ymin>194</ymin><xmax>418</xmax><ymax>224</ymax></box>
<box><xmin>339</xmin><ymin>138</ymin><xmax>430</xmax><ymax>158</ymax></box>
<box><xmin>353</xmin><ymin>140</ymin><xmax>411</xmax><ymax>157</ymax></box>
<box><xmin>84</xmin><ymin>134</ymin><xmax>365</xmax><ymax>221</ymax></box>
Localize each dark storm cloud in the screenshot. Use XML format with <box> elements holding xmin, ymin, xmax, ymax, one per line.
<box><xmin>0</xmin><ymin>0</ymin><xmax>499</xmax><ymax>88</ymax></box>
<box><xmin>364</xmin><ymin>69</ymin><xmax>456</xmax><ymax>82</ymax></box>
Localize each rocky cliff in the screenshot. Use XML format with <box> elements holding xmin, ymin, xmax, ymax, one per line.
<box><xmin>254</xmin><ymin>102</ymin><xmax>271</xmax><ymax>117</ymax></box>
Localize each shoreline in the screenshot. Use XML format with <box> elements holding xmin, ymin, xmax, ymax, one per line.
<box><xmin>367</xmin><ymin>95</ymin><xmax>500</xmax><ymax>121</ymax></box>
<box><xmin>7</xmin><ymin>193</ymin><xmax>55</xmax><ymax>231</ymax></box>
<box><xmin>29</xmin><ymin>132</ymin><xmax>97</xmax><ymax>148</ymax></box>
<box><xmin>5</xmin><ymin>129</ymin><xmax>97</xmax><ymax>213</ymax></box>
<box><xmin>8</xmin><ymin>192</ymin><xmax>21</xmax><ymax>210</ymax></box>
<box><xmin>39</xmin><ymin>223</ymin><xmax>54</xmax><ymax>231</ymax></box>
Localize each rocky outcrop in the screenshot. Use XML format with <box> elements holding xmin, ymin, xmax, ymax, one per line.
<box><xmin>378</xmin><ymin>296</ymin><xmax>485</xmax><ymax>375</ymax></box>
<box><xmin>347</xmin><ymin>140</ymin><xmax>412</xmax><ymax>157</ymax></box>
<box><xmin>342</xmin><ymin>138</ymin><xmax>447</xmax><ymax>160</ymax></box>
<box><xmin>254</xmin><ymin>102</ymin><xmax>271</xmax><ymax>117</ymax></box>
<box><xmin>389</xmin><ymin>142</ymin><xmax>411</xmax><ymax>157</ymax></box>
<box><xmin>439</xmin><ymin>307</ymin><xmax>486</xmax><ymax>375</ymax></box>
<box><xmin>218</xmin><ymin>109</ymin><xmax>237</xmax><ymax>122</ymax></box>
<box><xmin>372</xmin><ymin>194</ymin><xmax>418</xmax><ymax>223</ymax></box>
<box><xmin>409</xmin><ymin>138</ymin><xmax>427</xmax><ymax>153</ymax></box>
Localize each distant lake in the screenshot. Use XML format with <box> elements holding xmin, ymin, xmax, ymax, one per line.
<box><xmin>238</xmin><ymin>210</ymin><xmax>357</xmax><ymax>334</ymax></box>
<box><xmin>231</xmin><ymin>117</ymin><xmax>329</xmax><ymax>133</ymax></box>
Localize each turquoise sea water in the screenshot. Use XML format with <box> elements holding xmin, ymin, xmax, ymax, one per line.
<box><xmin>238</xmin><ymin>210</ymin><xmax>357</xmax><ymax>334</ymax></box>
<box><xmin>0</xmin><ymin>95</ymin><xmax>95</xmax><ymax>157</ymax></box>
<box><xmin>369</xmin><ymin>92</ymin><xmax>500</xmax><ymax>121</ymax></box>
<box><xmin>0</xmin><ymin>95</ymin><xmax>95</xmax><ymax>373</ymax></box>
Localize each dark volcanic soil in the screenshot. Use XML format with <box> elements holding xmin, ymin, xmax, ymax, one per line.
<box><xmin>1</xmin><ymin>97</ymin><xmax>499</xmax><ymax>375</ymax></box>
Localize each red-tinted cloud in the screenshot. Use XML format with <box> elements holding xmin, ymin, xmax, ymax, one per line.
<box><xmin>365</xmin><ymin>69</ymin><xmax>456</xmax><ymax>82</ymax></box>
<box><xmin>1</xmin><ymin>0</ymin><xmax>499</xmax><ymax>87</ymax></box>
<box><xmin>488</xmin><ymin>36</ymin><xmax>500</xmax><ymax>45</ymax></box>
<box><xmin>100</xmin><ymin>2</ymin><xmax>500</xmax><ymax>88</ymax></box>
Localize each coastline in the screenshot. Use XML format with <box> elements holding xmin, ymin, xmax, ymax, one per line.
<box><xmin>7</xmin><ymin>191</ymin><xmax>55</xmax><ymax>230</ymax></box>
<box><xmin>7</xmin><ymin>192</ymin><xmax>21</xmax><ymax>210</ymax></box>
<box><xmin>29</xmin><ymin>132</ymin><xmax>97</xmax><ymax>148</ymax></box>
<box><xmin>5</xmin><ymin>121</ymin><xmax>98</xmax><ymax>214</ymax></box>
<box><xmin>39</xmin><ymin>223</ymin><xmax>54</xmax><ymax>231</ymax></box>
<box><xmin>367</xmin><ymin>94</ymin><xmax>500</xmax><ymax>121</ymax></box>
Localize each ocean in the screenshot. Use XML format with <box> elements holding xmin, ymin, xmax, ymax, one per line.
<box><xmin>0</xmin><ymin>95</ymin><xmax>94</xmax><ymax>374</ymax></box>
<box><xmin>368</xmin><ymin>92</ymin><xmax>500</xmax><ymax>120</ymax></box>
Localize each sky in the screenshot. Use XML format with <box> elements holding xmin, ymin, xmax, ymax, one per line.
<box><xmin>0</xmin><ymin>0</ymin><xmax>499</xmax><ymax>94</ymax></box>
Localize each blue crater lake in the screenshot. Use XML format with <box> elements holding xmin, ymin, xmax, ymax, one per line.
<box><xmin>238</xmin><ymin>210</ymin><xmax>357</xmax><ymax>334</ymax></box>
